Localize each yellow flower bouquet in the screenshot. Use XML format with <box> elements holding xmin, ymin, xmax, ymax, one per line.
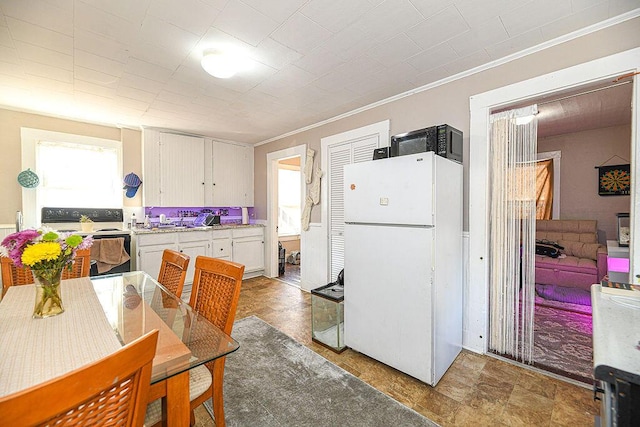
<box><xmin>1</xmin><ymin>229</ymin><xmax>93</xmax><ymax>318</ymax></box>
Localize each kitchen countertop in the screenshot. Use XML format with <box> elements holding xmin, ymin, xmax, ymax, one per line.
<box><xmin>131</xmin><ymin>223</ymin><xmax>264</xmax><ymax>234</ymax></box>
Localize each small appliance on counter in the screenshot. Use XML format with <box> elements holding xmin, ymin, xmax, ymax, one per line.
<box><xmin>193</xmin><ymin>212</ymin><xmax>220</xmax><ymax>227</ymax></box>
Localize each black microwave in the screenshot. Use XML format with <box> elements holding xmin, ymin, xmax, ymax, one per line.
<box><xmin>390</xmin><ymin>124</ymin><xmax>463</xmax><ymax>163</ymax></box>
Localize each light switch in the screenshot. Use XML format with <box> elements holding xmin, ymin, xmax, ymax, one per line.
<box><xmin>380</xmin><ymin>197</ymin><xmax>389</xmax><ymax>206</ymax></box>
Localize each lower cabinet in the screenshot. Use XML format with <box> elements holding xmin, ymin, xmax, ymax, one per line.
<box><xmin>178</xmin><ymin>231</ymin><xmax>212</xmax><ymax>284</ymax></box>
<box><xmin>232</xmin><ymin>228</ymin><xmax>265</xmax><ymax>273</ymax></box>
<box><xmin>136</xmin><ymin>233</ymin><xmax>179</xmax><ymax>280</ymax></box>
<box><xmin>211</xmin><ymin>229</ymin><xmax>232</xmax><ymax>261</ymax></box>
<box><xmin>134</xmin><ymin>227</ymin><xmax>264</xmax><ymax>287</ymax></box>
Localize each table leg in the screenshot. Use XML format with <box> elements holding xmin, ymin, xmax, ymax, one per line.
<box><xmin>164</xmin><ymin>371</ymin><xmax>190</xmax><ymax>427</ymax></box>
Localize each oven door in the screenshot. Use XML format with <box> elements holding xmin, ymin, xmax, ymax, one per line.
<box><xmin>89</xmin><ymin>233</ymin><xmax>132</xmax><ymax>277</ymax></box>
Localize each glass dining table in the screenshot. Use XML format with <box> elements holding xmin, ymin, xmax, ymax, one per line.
<box><xmin>0</xmin><ymin>271</ymin><xmax>239</xmax><ymax>427</ymax></box>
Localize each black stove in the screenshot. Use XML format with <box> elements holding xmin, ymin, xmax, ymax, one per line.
<box><xmin>41</xmin><ymin>207</ymin><xmax>131</xmax><ymax>276</ymax></box>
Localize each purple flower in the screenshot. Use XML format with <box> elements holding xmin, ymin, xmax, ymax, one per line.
<box><xmin>78</xmin><ymin>235</ymin><xmax>94</xmax><ymax>250</ymax></box>
<box><xmin>1</xmin><ymin>230</ymin><xmax>41</xmax><ymax>267</ymax></box>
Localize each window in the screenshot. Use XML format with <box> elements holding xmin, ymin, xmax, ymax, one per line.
<box><xmin>37</xmin><ymin>141</ymin><xmax>121</xmax><ymax>208</ymax></box>
<box><xmin>278</xmin><ymin>166</ymin><xmax>301</xmax><ymax>236</ymax></box>
<box><xmin>21</xmin><ymin>128</ymin><xmax>122</xmax><ymax>227</ymax></box>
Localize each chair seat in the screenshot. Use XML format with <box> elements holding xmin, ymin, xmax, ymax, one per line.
<box><xmin>145</xmin><ymin>365</ymin><xmax>212</xmax><ymax>426</ymax></box>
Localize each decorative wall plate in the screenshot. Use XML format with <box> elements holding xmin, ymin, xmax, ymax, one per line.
<box><xmin>17</xmin><ymin>168</ymin><xmax>39</xmax><ymax>188</ymax></box>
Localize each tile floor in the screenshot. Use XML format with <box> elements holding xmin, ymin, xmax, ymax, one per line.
<box><xmin>195</xmin><ymin>276</ymin><xmax>600</xmax><ymax>426</ymax></box>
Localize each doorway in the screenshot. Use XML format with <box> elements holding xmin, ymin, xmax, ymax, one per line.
<box><xmin>277</xmin><ymin>156</ymin><xmax>302</xmax><ymax>286</ymax></box>
<box><xmin>266</xmin><ymin>145</ymin><xmax>307</xmax><ymax>287</ymax></box>
<box><xmin>468</xmin><ymin>48</ymin><xmax>639</xmax><ymax>379</ymax></box>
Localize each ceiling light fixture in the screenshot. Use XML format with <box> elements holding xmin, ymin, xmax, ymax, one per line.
<box><xmin>201</xmin><ymin>49</ymin><xmax>252</xmax><ymax>79</ymax></box>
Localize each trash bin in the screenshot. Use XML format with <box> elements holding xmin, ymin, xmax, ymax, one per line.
<box><xmin>278</xmin><ymin>242</ymin><xmax>285</xmax><ymax>276</ymax></box>
<box><xmin>311</xmin><ymin>282</ymin><xmax>345</xmax><ymax>353</ymax></box>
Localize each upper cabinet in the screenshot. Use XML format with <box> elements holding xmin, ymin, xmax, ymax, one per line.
<box><xmin>143</xmin><ymin>129</ymin><xmax>254</xmax><ymax>207</ymax></box>
<box><xmin>206</xmin><ymin>139</ymin><xmax>254</xmax><ymax>207</ymax></box>
<box><xmin>143</xmin><ymin>130</ymin><xmax>206</xmax><ymax>207</ymax></box>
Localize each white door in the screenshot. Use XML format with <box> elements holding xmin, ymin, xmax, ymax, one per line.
<box><xmin>326</xmin><ymin>137</ymin><xmax>381</xmax><ymax>283</ymax></box>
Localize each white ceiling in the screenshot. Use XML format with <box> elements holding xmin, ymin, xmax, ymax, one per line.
<box><xmin>0</xmin><ymin>1</ymin><xmax>637</xmax><ymax>144</ymax></box>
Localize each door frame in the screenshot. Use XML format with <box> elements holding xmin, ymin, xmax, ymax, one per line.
<box><xmin>468</xmin><ymin>47</ymin><xmax>639</xmax><ymax>354</ymax></box>
<box><xmin>266</xmin><ymin>145</ymin><xmax>307</xmax><ymax>280</ymax></box>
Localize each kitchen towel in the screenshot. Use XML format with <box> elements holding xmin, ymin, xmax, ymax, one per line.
<box><xmin>90</xmin><ymin>238</ymin><xmax>130</xmax><ymax>273</ymax></box>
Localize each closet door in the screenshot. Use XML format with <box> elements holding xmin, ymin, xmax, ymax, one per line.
<box><xmin>327</xmin><ymin>136</ymin><xmax>380</xmax><ymax>283</ymax></box>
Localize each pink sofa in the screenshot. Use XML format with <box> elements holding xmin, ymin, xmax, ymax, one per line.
<box><xmin>535</xmin><ymin>219</ymin><xmax>608</xmax><ymax>292</ymax></box>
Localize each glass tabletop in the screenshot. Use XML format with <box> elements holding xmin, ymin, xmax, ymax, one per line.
<box><xmin>90</xmin><ymin>271</ymin><xmax>239</xmax><ymax>384</ymax></box>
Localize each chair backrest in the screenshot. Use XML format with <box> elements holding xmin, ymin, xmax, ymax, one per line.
<box><xmin>189</xmin><ymin>256</ymin><xmax>245</xmax><ymax>335</ymax></box>
<box><xmin>1</xmin><ymin>256</ymin><xmax>33</xmax><ymax>295</ymax></box>
<box><xmin>1</xmin><ymin>249</ymin><xmax>92</xmax><ymax>296</ymax></box>
<box><xmin>157</xmin><ymin>249</ymin><xmax>190</xmax><ymax>298</ymax></box>
<box><xmin>62</xmin><ymin>248</ymin><xmax>92</xmax><ymax>280</ymax></box>
<box><xmin>0</xmin><ymin>329</ymin><xmax>159</xmax><ymax>426</ymax></box>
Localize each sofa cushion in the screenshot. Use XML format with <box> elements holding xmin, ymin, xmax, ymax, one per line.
<box><xmin>535</xmin><ymin>254</ymin><xmax>597</xmax><ymax>273</ymax></box>
<box><xmin>558</xmin><ymin>240</ymin><xmax>601</xmax><ymax>261</ymax></box>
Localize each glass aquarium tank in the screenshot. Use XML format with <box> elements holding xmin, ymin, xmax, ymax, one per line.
<box><xmin>311</xmin><ymin>283</ymin><xmax>345</xmax><ymax>353</ymax></box>
<box><xmin>617</xmin><ymin>212</ymin><xmax>630</xmax><ymax>247</ymax></box>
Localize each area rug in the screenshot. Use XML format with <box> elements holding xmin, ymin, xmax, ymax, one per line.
<box><xmin>204</xmin><ymin>316</ymin><xmax>438</xmax><ymax>427</ymax></box>
<box><xmin>532</xmin><ymin>304</ymin><xmax>593</xmax><ymax>384</ymax></box>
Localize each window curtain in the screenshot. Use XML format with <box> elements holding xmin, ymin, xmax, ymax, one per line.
<box><xmin>488</xmin><ymin>105</ymin><xmax>538</xmax><ymax>364</ymax></box>
<box><xmin>536</xmin><ymin>159</ymin><xmax>553</xmax><ymax>220</ymax></box>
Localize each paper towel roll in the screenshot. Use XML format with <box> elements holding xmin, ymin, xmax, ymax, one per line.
<box><xmin>241</xmin><ymin>207</ymin><xmax>249</xmax><ymax>225</ymax></box>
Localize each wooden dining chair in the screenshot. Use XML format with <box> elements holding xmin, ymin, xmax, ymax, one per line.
<box><xmin>0</xmin><ymin>329</ymin><xmax>159</xmax><ymax>426</ymax></box>
<box><xmin>188</xmin><ymin>256</ymin><xmax>245</xmax><ymax>427</ymax></box>
<box><xmin>157</xmin><ymin>249</ymin><xmax>190</xmax><ymax>298</ymax></box>
<box><xmin>1</xmin><ymin>249</ymin><xmax>91</xmax><ymax>296</ymax></box>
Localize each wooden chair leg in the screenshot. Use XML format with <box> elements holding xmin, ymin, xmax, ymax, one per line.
<box><xmin>212</xmin><ymin>357</ymin><xmax>227</xmax><ymax>427</ymax></box>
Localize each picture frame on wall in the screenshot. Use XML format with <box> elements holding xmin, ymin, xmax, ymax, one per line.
<box><xmin>598</xmin><ymin>164</ymin><xmax>631</xmax><ymax>196</ymax></box>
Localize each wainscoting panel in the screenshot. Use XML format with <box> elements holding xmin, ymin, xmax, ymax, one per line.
<box><xmin>300</xmin><ymin>223</ymin><xmax>327</xmax><ymax>292</ymax></box>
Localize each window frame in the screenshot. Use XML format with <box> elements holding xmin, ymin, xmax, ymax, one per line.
<box><xmin>21</xmin><ymin>128</ymin><xmax>123</xmax><ymax>228</ymax></box>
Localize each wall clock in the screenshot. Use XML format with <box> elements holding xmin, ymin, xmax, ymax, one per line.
<box><xmin>598</xmin><ymin>164</ymin><xmax>630</xmax><ymax>196</ymax></box>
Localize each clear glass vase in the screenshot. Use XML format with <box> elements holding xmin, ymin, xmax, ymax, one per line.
<box><xmin>33</xmin><ymin>268</ymin><xmax>64</xmax><ymax>318</ymax></box>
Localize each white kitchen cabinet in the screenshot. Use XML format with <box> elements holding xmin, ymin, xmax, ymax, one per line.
<box><xmin>135</xmin><ymin>232</ymin><xmax>179</xmax><ymax>280</ymax></box>
<box><xmin>207</xmin><ymin>140</ymin><xmax>254</xmax><ymax>207</ymax></box>
<box><xmin>178</xmin><ymin>230</ymin><xmax>211</xmax><ymax>283</ymax></box>
<box><xmin>211</xmin><ymin>229</ymin><xmax>232</xmax><ymax>261</ymax></box>
<box><xmin>232</xmin><ymin>227</ymin><xmax>264</xmax><ymax>274</ymax></box>
<box><xmin>135</xmin><ymin>230</ymin><xmax>211</xmax><ymax>288</ymax></box>
<box><xmin>134</xmin><ymin>226</ymin><xmax>264</xmax><ymax>286</ymax></box>
<box><xmin>142</xmin><ymin>130</ymin><xmax>206</xmax><ymax>207</ymax></box>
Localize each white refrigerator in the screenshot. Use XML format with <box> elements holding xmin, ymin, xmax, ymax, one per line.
<box><xmin>343</xmin><ymin>151</ymin><xmax>462</xmax><ymax>386</ymax></box>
